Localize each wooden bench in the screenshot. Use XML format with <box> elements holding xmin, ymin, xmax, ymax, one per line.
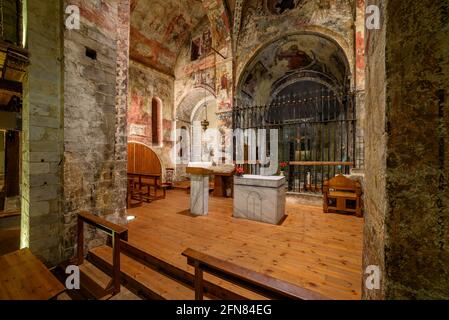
<box><xmin>0</xmin><ymin>249</ymin><xmax>65</xmax><ymax>300</ymax></box>
<box><xmin>182</xmin><ymin>248</ymin><xmax>329</xmax><ymax>300</ymax></box>
<box><xmin>323</xmin><ymin>174</ymin><xmax>362</xmax><ymax>217</ymax></box>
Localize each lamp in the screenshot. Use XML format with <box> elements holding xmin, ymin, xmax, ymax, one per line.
<box><xmin>201</xmin><ymin>104</ymin><xmax>209</xmax><ymax>131</ymax></box>
<box><xmin>201</xmin><ymin>88</ymin><xmax>209</xmax><ymax>131</ymax></box>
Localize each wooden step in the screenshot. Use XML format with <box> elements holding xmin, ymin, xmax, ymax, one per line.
<box><xmin>79</xmin><ymin>261</ymin><xmax>113</xmax><ymax>299</ymax></box>
<box><xmin>88</xmin><ymin>246</ymin><xmax>197</xmax><ymax>300</ymax></box>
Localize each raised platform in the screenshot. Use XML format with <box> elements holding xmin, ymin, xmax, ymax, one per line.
<box><xmin>114</xmin><ymin>189</ymin><xmax>363</xmax><ymax>300</ymax></box>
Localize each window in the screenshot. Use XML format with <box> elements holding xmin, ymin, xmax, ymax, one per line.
<box><xmin>152</xmin><ymin>98</ymin><xmax>162</xmax><ymax>146</ymax></box>
<box><xmin>191</xmin><ymin>39</ymin><xmax>201</xmax><ymax>61</ymax></box>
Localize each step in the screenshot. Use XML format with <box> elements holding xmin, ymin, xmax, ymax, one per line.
<box><xmin>79</xmin><ymin>261</ymin><xmax>113</xmax><ymax>299</ymax></box>
<box><xmin>88</xmin><ymin>246</ymin><xmax>197</xmax><ymax>300</ymax></box>
<box><xmin>89</xmin><ymin>244</ymin><xmax>267</xmax><ymax>300</ymax></box>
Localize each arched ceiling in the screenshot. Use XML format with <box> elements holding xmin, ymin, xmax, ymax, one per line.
<box><xmin>130</xmin><ymin>0</ymin><xmax>207</xmax><ymax>75</ymax></box>
<box><xmin>130</xmin><ymin>0</ymin><xmax>233</xmax><ymax>76</ymax></box>
<box><xmin>237</xmin><ymin>33</ymin><xmax>351</xmax><ymax>103</ymax></box>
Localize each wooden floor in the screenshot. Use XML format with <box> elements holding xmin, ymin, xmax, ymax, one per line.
<box><xmin>126</xmin><ymin>189</ymin><xmax>364</xmax><ymax>300</ymax></box>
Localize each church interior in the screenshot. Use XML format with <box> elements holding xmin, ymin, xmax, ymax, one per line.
<box><xmin>0</xmin><ymin>0</ymin><xmax>448</xmax><ymax>301</ymax></box>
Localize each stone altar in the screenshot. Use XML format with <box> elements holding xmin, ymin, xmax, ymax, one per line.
<box><xmin>233</xmin><ymin>175</ymin><xmax>286</xmax><ymax>225</ymax></box>
<box><xmin>187</xmin><ymin>162</ymin><xmax>212</xmax><ymax>216</ymax></box>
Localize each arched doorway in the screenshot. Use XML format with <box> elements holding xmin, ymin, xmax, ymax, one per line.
<box><xmin>234</xmin><ymin>33</ymin><xmax>354</xmax><ymax>193</ymax></box>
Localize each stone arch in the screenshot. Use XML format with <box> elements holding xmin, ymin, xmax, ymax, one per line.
<box><xmin>236</xmin><ymin>30</ymin><xmax>353</xmax><ymax>105</ymax></box>
<box><xmin>236</xmin><ymin>27</ymin><xmax>354</xmax><ymax>90</ymax></box>
<box><xmin>176</xmin><ymin>87</ymin><xmax>217</xmax><ymax>125</ymax></box>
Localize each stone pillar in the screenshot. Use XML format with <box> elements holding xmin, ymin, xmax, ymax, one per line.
<box><xmin>364</xmin><ymin>0</ymin><xmax>449</xmax><ymax>299</ymax></box>
<box><xmin>190</xmin><ymin>174</ymin><xmax>209</xmax><ymax>216</ymax></box>
<box><xmin>354</xmin><ymin>0</ymin><xmax>366</xmax><ymax>170</ymax></box>
<box><xmin>113</xmin><ymin>0</ymin><xmax>130</xmax><ymax>223</ymax></box>
<box><xmin>21</xmin><ymin>0</ymin><xmax>64</xmax><ymax>265</ymax></box>
<box><xmin>187</xmin><ymin>166</ymin><xmax>211</xmax><ymax>216</ymax></box>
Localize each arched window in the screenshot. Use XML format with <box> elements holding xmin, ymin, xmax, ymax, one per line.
<box><xmin>152</xmin><ymin>97</ymin><xmax>162</xmax><ymax>146</ymax></box>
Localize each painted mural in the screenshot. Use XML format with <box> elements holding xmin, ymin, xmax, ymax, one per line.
<box><xmin>130</xmin><ymin>0</ymin><xmax>207</xmax><ymax>74</ymax></box>
<box><xmin>276</xmin><ymin>43</ymin><xmax>314</xmax><ymax>70</ymax></box>
<box><xmin>203</xmin><ymin>0</ymin><xmax>231</xmax><ymax>49</ymax></box>
<box><xmin>216</xmin><ymin>62</ymin><xmax>233</xmax><ymax>111</ymax></box>
<box><xmin>237</xmin><ymin>0</ymin><xmax>355</xmax><ymax>87</ymax></box>
<box><xmin>267</xmin><ymin>0</ymin><xmax>303</xmax><ymax>14</ymax></box>
<box><xmin>128</xmin><ymin>61</ymin><xmax>175</xmax><ymax>168</ymax></box>
<box><xmin>191</xmin><ymin>29</ymin><xmax>213</xmax><ymax>61</ymax></box>
<box><xmin>238</xmin><ymin>34</ymin><xmax>348</xmax><ymax>103</ymax></box>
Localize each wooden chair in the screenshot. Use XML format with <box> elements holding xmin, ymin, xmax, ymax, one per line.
<box><xmin>323</xmin><ymin>174</ymin><xmax>362</xmax><ymax>217</ymax></box>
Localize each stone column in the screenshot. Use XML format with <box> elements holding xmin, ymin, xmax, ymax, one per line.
<box><xmin>364</xmin><ymin>0</ymin><xmax>449</xmax><ymax>299</ymax></box>
<box><xmin>113</xmin><ymin>0</ymin><xmax>130</xmax><ymax>224</ymax></box>
<box><xmin>187</xmin><ymin>166</ymin><xmax>211</xmax><ymax>216</ymax></box>
<box><xmin>21</xmin><ymin>0</ymin><xmax>64</xmax><ymax>265</ymax></box>
<box><xmin>190</xmin><ymin>174</ymin><xmax>209</xmax><ymax>216</ymax></box>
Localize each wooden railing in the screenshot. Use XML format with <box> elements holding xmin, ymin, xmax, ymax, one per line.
<box><xmin>182</xmin><ymin>248</ymin><xmax>330</xmax><ymax>300</ymax></box>
<box><xmin>77</xmin><ymin>211</ymin><xmax>128</xmax><ymax>295</ymax></box>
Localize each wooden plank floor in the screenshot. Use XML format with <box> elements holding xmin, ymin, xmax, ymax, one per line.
<box><xmin>126</xmin><ymin>189</ymin><xmax>364</xmax><ymax>300</ymax></box>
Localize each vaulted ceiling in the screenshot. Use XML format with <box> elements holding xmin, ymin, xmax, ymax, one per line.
<box><xmin>130</xmin><ymin>0</ymin><xmax>233</xmax><ymax>76</ymax></box>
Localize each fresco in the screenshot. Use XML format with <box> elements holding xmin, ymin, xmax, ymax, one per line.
<box><xmin>192</xmin><ymin>29</ymin><xmax>213</xmax><ymax>60</ymax></box>
<box><xmin>267</xmin><ymin>0</ymin><xmax>303</xmax><ymax>14</ymax></box>
<box><xmin>276</xmin><ymin>43</ymin><xmax>314</xmax><ymax>70</ymax></box>
<box><xmin>193</xmin><ymin>68</ymin><xmax>216</xmax><ymax>91</ymax></box>
<box><xmin>128</xmin><ymin>61</ymin><xmax>174</xmax><ymax>147</ymax></box>
<box><xmin>237</xmin><ymin>0</ymin><xmax>355</xmax><ymax>87</ymax></box>
<box><xmin>216</xmin><ymin>62</ymin><xmax>233</xmax><ymax>111</ymax></box>
<box><xmin>203</xmin><ymin>0</ymin><xmax>231</xmax><ymax>49</ymax></box>
<box><xmin>237</xmin><ymin>34</ymin><xmax>348</xmax><ymax>103</ymax></box>
<box><xmin>130</xmin><ymin>0</ymin><xmax>207</xmax><ymax>74</ymax></box>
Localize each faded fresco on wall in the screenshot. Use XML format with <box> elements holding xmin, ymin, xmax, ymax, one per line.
<box><xmin>128</xmin><ymin>61</ymin><xmax>175</xmax><ymax>168</ymax></box>
<box><xmin>237</xmin><ymin>0</ymin><xmax>355</xmax><ymax>87</ymax></box>
<box><xmin>191</xmin><ymin>29</ymin><xmax>213</xmax><ymax>61</ymax></box>
<box><xmin>203</xmin><ymin>0</ymin><xmax>231</xmax><ymax>49</ymax></box>
<box><xmin>216</xmin><ymin>61</ymin><xmax>233</xmax><ymax>111</ymax></box>
<box><xmin>130</xmin><ymin>0</ymin><xmax>207</xmax><ymax>74</ymax></box>
<box><xmin>267</xmin><ymin>0</ymin><xmax>304</xmax><ymax>14</ymax></box>
<box><xmin>237</xmin><ymin>34</ymin><xmax>349</xmax><ymax>103</ymax></box>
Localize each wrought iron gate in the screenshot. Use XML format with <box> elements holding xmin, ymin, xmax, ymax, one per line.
<box><xmin>232</xmin><ymin>87</ymin><xmax>356</xmax><ymax>194</ymax></box>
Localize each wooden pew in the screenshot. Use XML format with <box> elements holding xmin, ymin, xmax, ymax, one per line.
<box><xmin>182</xmin><ymin>248</ymin><xmax>330</xmax><ymax>300</ymax></box>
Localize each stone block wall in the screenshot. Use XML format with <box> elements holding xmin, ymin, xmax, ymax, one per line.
<box><xmin>21</xmin><ymin>0</ymin><xmax>129</xmax><ymax>265</ymax></box>
<box><xmin>62</xmin><ymin>0</ymin><xmax>129</xmax><ymax>260</ymax></box>
<box><xmin>21</xmin><ymin>0</ymin><xmax>64</xmax><ymax>265</ymax></box>
<box><xmin>364</xmin><ymin>0</ymin><xmax>449</xmax><ymax>299</ymax></box>
<box><xmin>382</xmin><ymin>0</ymin><xmax>449</xmax><ymax>299</ymax></box>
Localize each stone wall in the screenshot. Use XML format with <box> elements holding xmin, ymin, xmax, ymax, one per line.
<box><xmin>62</xmin><ymin>0</ymin><xmax>129</xmax><ymax>259</ymax></box>
<box><xmin>364</xmin><ymin>0</ymin><xmax>449</xmax><ymax>299</ymax></box>
<box><xmin>362</xmin><ymin>0</ymin><xmax>387</xmax><ymax>299</ymax></box>
<box><xmin>383</xmin><ymin>0</ymin><xmax>449</xmax><ymax>299</ymax></box>
<box><xmin>21</xmin><ymin>0</ymin><xmax>64</xmax><ymax>265</ymax></box>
